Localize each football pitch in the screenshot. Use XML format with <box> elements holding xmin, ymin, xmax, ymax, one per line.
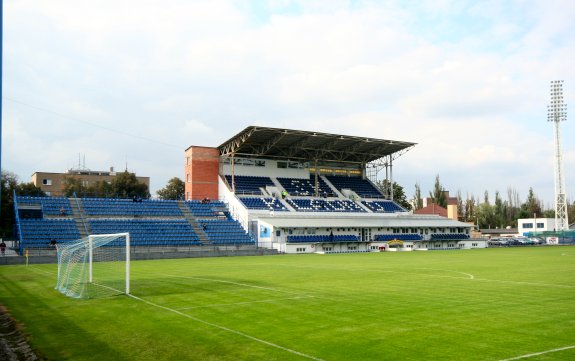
<box><xmin>1</xmin><ymin>247</ymin><xmax>574</xmax><ymax>360</ymax></box>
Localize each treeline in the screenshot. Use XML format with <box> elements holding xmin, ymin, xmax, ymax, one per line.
<box><xmin>61</xmin><ymin>171</ymin><xmax>150</xmax><ymax>199</ymax></box>
<box><xmin>412</xmin><ymin>175</ymin><xmax>575</xmax><ymax>229</ymax></box>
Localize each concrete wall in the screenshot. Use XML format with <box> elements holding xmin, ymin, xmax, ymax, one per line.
<box><xmin>0</xmin><ymin>247</ymin><xmax>278</xmax><ymax>265</ymax></box>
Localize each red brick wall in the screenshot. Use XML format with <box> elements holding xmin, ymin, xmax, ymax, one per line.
<box><xmin>184</xmin><ymin>146</ymin><xmax>220</xmax><ymax>200</ymax></box>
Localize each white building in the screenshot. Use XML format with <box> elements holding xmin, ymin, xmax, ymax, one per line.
<box><xmin>517</xmin><ymin>218</ymin><xmax>556</xmax><ymax>236</ymax></box>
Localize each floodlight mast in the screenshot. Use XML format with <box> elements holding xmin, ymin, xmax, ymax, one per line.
<box><xmin>548</xmin><ymin>80</ymin><xmax>569</xmax><ymax>231</ymax></box>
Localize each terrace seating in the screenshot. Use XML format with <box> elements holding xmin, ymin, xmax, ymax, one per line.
<box><xmin>82</xmin><ymin>198</ymin><xmax>183</xmax><ymax>217</ymax></box>
<box><xmin>373</xmin><ymin>234</ymin><xmax>423</xmax><ymax>241</ymax></box>
<box><xmin>239</xmin><ymin>197</ymin><xmax>288</xmax><ymax>211</ymax></box>
<box><xmin>16</xmin><ymin>196</ymin><xmax>73</xmax><ymax>216</ymax></box>
<box><xmin>185</xmin><ymin>200</ymin><xmax>226</xmax><ymax>217</ymax></box>
<box><xmin>325</xmin><ymin>175</ymin><xmax>383</xmax><ymax>198</ymax></box>
<box><xmin>362</xmin><ymin>200</ymin><xmax>405</xmax><ymax>213</ymax></box>
<box><xmin>276</xmin><ymin>176</ymin><xmax>334</xmax><ymax>197</ymax></box>
<box><xmin>287</xmin><ymin>234</ymin><xmax>360</xmax><ymax>243</ymax></box>
<box><xmin>430</xmin><ymin>233</ymin><xmax>470</xmax><ymax>240</ymax></box>
<box><xmin>89</xmin><ymin>219</ymin><xmax>201</xmax><ymax>246</ymax></box>
<box><xmin>224</xmin><ymin>175</ymin><xmax>274</xmax><ymax>195</ymax></box>
<box><xmin>13</xmin><ymin>195</ymin><xmax>257</xmax><ymax>251</ymax></box>
<box><xmin>18</xmin><ymin>219</ymin><xmax>80</xmax><ymax>247</ymax></box>
<box><xmin>286</xmin><ymin>199</ymin><xmax>366</xmax><ymax>213</ymax></box>
<box><xmin>198</xmin><ymin>219</ymin><xmax>254</xmax><ymax>245</ymax></box>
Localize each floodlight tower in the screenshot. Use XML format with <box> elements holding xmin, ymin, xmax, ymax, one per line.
<box><xmin>548</xmin><ymin>80</ymin><xmax>569</xmax><ymax>231</ymax></box>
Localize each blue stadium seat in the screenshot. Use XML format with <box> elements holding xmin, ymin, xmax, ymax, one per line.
<box><xmin>239</xmin><ymin>197</ymin><xmax>288</xmax><ymax>211</ymax></box>
<box><xmin>224</xmin><ymin>175</ymin><xmax>274</xmax><ymax>195</ymax></box>
<box><xmin>325</xmin><ymin>175</ymin><xmax>383</xmax><ymax>198</ymax></box>
<box><xmin>287</xmin><ymin>234</ymin><xmax>360</xmax><ymax>243</ymax></box>
<box><xmin>362</xmin><ymin>200</ymin><xmax>405</xmax><ymax>213</ymax></box>
<box><xmin>373</xmin><ymin>234</ymin><xmax>423</xmax><ymax>242</ymax></box>
<box><xmin>277</xmin><ymin>176</ymin><xmax>333</xmax><ymax>197</ymax></box>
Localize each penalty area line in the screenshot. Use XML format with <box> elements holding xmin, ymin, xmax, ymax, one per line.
<box><xmin>499</xmin><ymin>345</ymin><xmax>575</xmax><ymax>360</ymax></box>
<box><xmin>178</xmin><ymin>295</ymin><xmax>314</xmax><ymax>310</ymax></box>
<box><xmin>162</xmin><ymin>274</ymin><xmax>311</xmax><ymax>296</ymax></box>
<box><xmin>128</xmin><ymin>294</ymin><xmax>325</xmax><ymax>361</ymax></box>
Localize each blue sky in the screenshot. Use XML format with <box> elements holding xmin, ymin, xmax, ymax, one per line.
<box><xmin>3</xmin><ymin>0</ymin><xmax>574</xmax><ymax>206</ymax></box>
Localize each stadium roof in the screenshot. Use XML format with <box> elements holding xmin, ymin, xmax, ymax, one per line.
<box><xmin>218</xmin><ymin>126</ymin><xmax>416</xmax><ymax>165</ymax></box>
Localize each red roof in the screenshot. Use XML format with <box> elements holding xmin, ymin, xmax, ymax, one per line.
<box><xmin>414</xmin><ymin>203</ymin><xmax>447</xmax><ymax>217</ymax></box>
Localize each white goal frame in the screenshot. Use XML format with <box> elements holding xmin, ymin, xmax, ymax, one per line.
<box><xmin>88</xmin><ymin>232</ymin><xmax>131</xmax><ymax>294</ymax></box>
<box><xmin>56</xmin><ymin>232</ymin><xmax>131</xmax><ymax>298</ymax></box>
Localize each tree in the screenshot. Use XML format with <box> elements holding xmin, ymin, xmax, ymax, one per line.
<box><xmin>112</xmin><ymin>171</ymin><xmax>150</xmax><ymax>199</ymax></box>
<box><xmin>1</xmin><ymin>171</ymin><xmax>19</xmax><ymax>237</ymax></box>
<box><xmin>374</xmin><ymin>180</ymin><xmax>412</xmax><ymax>211</ymax></box>
<box><xmin>518</xmin><ymin>187</ymin><xmax>542</xmax><ymax>219</ymax></box>
<box><xmin>413</xmin><ymin>183</ymin><xmax>423</xmax><ymax>210</ymax></box>
<box><xmin>456</xmin><ymin>190</ymin><xmax>464</xmax><ymax>221</ymax></box>
<box><xmin>157</xmin><ymin>177</ymin><xmax>185</xmax><ymax>200</ymax></box>
<box><xmin>463</xmin><ymin>194</ymin><xmax>477</xmax><ymax>224</ymax></box>
<box><xmin>17</xmin><ymin>182</ymin><xmax>46</xmax><ymax>196</ymax></box>
<box><xmin>0</xmin><ymin>172</ymin><xmax>45</xmax><ymax>237</ymax></box>
<box><xmin>62</xmin><ymin>177</ymin><xmax>88</xmax><ymax>197</ymax></box>
<box><xmin>90</xmin><ymin>180</ymin><xmax>114</xmax><ymax>198</ymax></box>
<box><xmin>493</xmin><ymin>191</ymin><xmax>506</xmax><ymax>228</ymax></box>
<box><xmin>429</xmin><ymin>175</ymin><xmax>447</xmax><ymax>208</ymax></box>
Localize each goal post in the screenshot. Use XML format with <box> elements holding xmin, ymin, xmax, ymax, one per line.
<box><xmin>56</xmin><ymin>233</ymin><xmax>130</xmax><ymax>299</ymax></box>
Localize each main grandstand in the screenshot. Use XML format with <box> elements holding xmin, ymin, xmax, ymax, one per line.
<box><xmin>11</xmin><ymin>126</ymin><xmax>481</xmax><ymax>259</ymax></box>
<box><xmin>185</xmin><ymin>126</ymin><xmax>481</xmax><ymax>253</ymax></box>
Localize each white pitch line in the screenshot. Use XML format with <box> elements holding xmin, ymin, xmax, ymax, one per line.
<box><xmin>473</xmin><ymin>278</ymin><xmax>575</xmax><ymax>289</ymax></box>
<box><xmin>415</xmin><ymin>268</ymin><xmax>475</xmax><ymax>279</ymax></box>
<box><xmin>162</xmin><ymin>274</ymin><xmax>309</xmax><ymax>296</ymax></box>
<box><xmin>499</xmin><ymin>345</ymin><xmax>575</xmax><ymax>360</ymax></box>
<box><xmin>28</xmin><ymin>266</ymin><xmax>55</xmax><ymax>276</ymax></box>
<box><xmin>178</xmin><ymin>295</ymin><xmax>314</xmax><ymax>310</ymax></box>
<box><xmin>128</xmin><ymin>293</ymin><xmax>325</xmax><ymax>361</ymax></box>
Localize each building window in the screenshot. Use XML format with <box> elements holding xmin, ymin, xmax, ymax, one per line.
<box><xmin>522</xmin><ymin>223</ymin><xmax>533</xmax><ymax>229</ymax></box>
<box><xmin>42</xmin><ymin>179</ymin><xmax>52</xmax><ymax>186</ymax></box>
<box><xmin>536</xmin><ymin>223</ymin><xmax>544</xmax><ymax>229</ymax></box>
<box><xmin>296</xmin><ymin>247</ymin><xmax>306</xmax><ymax>252</ymax></box>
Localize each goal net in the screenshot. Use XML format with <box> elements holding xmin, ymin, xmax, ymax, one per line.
<box><xmin>55</xmin><ymin>233</ymin><xmax>130</xmax><ymax>299</ymax></box>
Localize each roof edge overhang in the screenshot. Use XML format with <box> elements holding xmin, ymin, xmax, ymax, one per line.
<box><xmin>217</xmin><ymin>125</ymin><xmax>417</xmax><ymax>165</ymax></box>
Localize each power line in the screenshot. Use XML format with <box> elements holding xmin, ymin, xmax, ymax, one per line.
<box><xmin>3</xmin><ymin>95</ymin><xmax>182</xmax><ymax>150</ymax></box>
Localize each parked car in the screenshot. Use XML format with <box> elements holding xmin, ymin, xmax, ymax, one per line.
<box><xmin>488</xmin><ymin>238</ymin><xmax>501</xmax><ymax>246</ymax></box>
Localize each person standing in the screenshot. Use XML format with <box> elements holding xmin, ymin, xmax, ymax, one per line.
<box><xmin>0</xmin><ymin>240</ymin><xmax>6</xmax><ymax>256</ymax></box>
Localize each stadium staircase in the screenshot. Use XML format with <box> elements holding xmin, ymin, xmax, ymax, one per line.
<box><xmin>177</xmin><ymin>201</ymin><xmax>211</xmax><ymax>244</ymax></box>
<box><xmin>69</xmin><ymin>197</ymin><xmax>90</xmax><ymax>238</ymax></box>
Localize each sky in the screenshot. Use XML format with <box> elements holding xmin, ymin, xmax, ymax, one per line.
<box><xmin>3</xmin><ymin>0</ymin><xmax>575</xmax><ymax>207</ymax></box>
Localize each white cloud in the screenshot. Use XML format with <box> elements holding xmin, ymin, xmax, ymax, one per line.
<box><xmin>3</xmin><ymin>0</ymin><xmax>574</xmax><ymax>204</ymax></box>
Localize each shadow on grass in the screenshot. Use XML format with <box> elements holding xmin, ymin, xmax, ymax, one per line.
<box><xmin>1</xmin><ymin>278</ymin><xmax>131</xmax><ymax>361</ymax></box>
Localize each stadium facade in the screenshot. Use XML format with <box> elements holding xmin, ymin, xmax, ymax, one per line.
<box><xmin>185</xmin><ymin>126</ymin><xmax>481</xmax><ymax>253</ymax></box>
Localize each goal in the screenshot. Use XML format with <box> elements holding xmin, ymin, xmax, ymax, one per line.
<box><xmin>55</xmin><ymin>233</ymin><xmax>130</xmax><ymax>299</ymax></box>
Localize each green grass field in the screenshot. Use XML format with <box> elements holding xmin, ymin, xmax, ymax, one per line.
<box><xmin>1</xmin><ymin>247</ymin><xmax>575</xmax><ymax>360</ymax></box>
